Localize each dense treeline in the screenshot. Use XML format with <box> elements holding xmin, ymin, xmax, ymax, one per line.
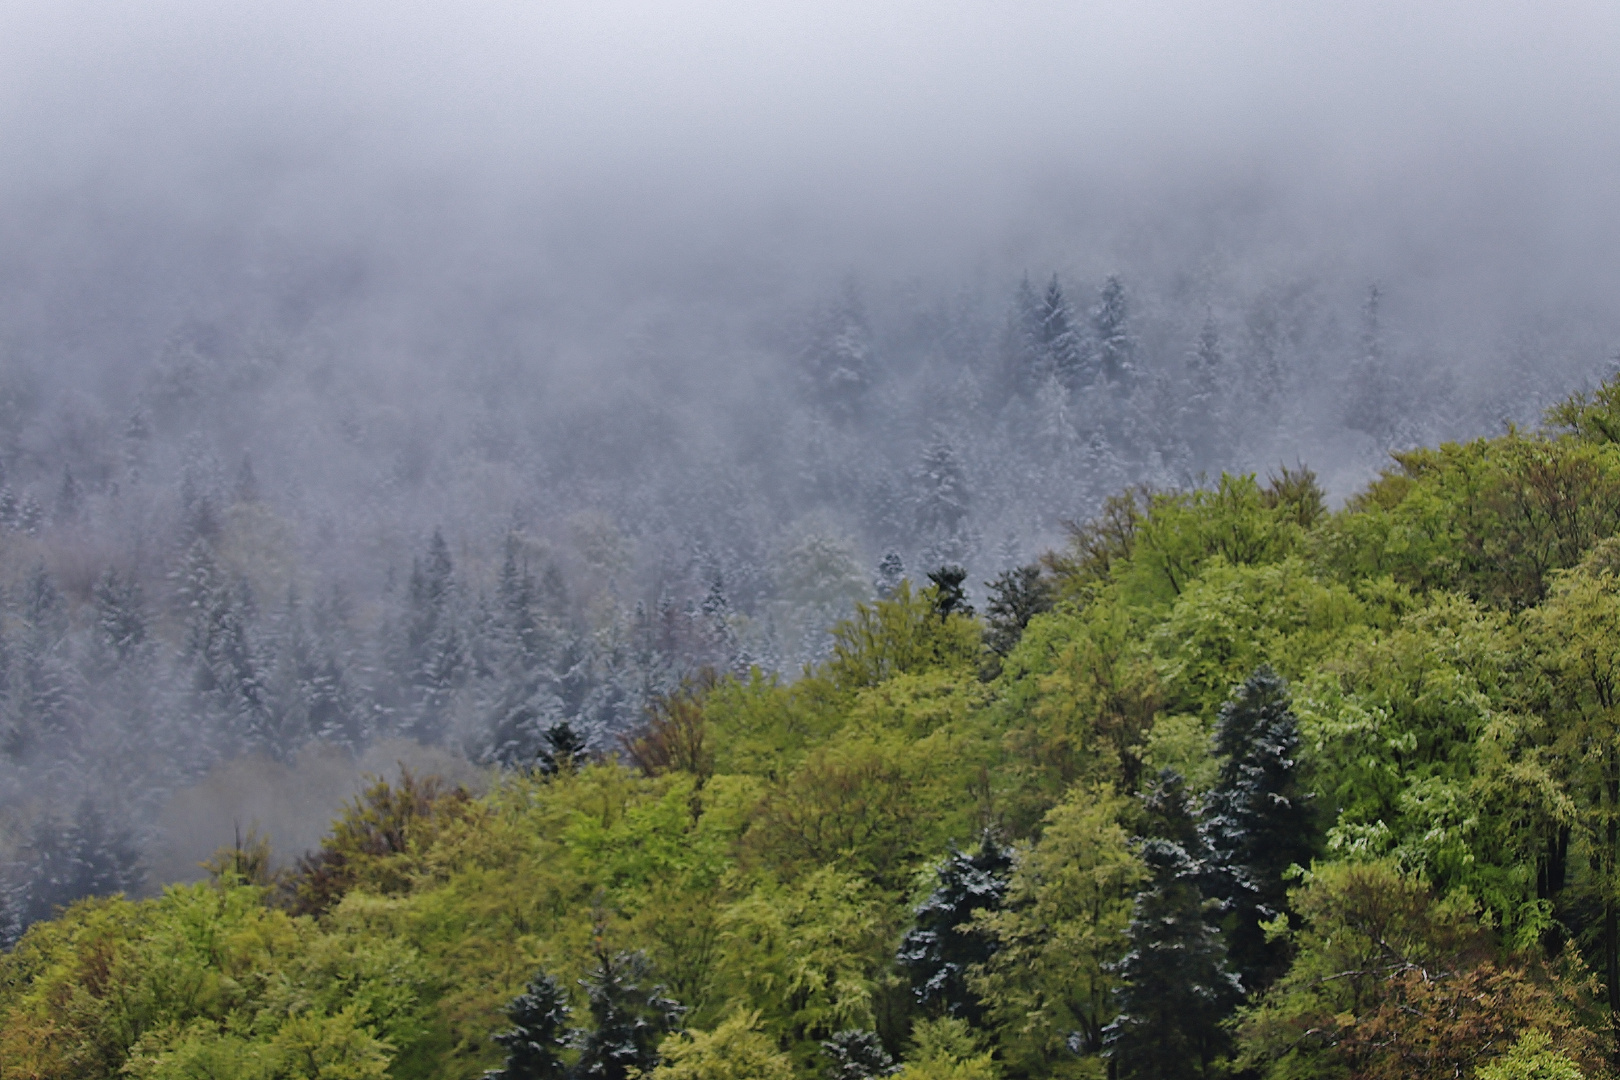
<box><xmin>11</xmin><ymin>379</ymin><xmax>1620</xmax><ymax>1077</ymax></box>
<box><xmin>3</xmin><ymin>264</ymin><xmax>1570</xmax><ymax>930</ymax></box>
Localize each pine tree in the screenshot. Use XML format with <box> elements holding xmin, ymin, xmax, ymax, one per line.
<box><xmin>573</xmin><ymin>948</ymin><xmax>684</xmax><ymax>1080</ymax></box>
<box><xmin>897</xmin><ymin>830</ymin><xmax>1014</xmax><ymax>1026</ymax></box>
<box><xmin>1199</xmin><ymin>667</ymin><xmax>1314</xmax><ymax>993</ymax></box>
<box><xmin>983</xmin><ymin>564</ymin><xmax>1052</xmax><ymax>657</ymax></box>
<box><xmin>486</xmin><ymin>970</ymin><xmax>574</xmax><ymax>1080</ymax></box>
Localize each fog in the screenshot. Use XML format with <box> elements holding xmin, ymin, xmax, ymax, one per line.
<box><xmin>1</xmin><ymin>1</ymin><xmax>1618</xmax><ymax>926</ymax></box>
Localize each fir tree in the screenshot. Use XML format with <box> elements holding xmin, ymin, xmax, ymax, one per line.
<box><xmin>925</xmin><ymin>565</ymin><xmax>973</xmax><ymax>620</ymax></box>
<box><xmin>1038</xmin><ymin>276</ymin><xmax>1084</xmax><ymax>387</ymax></box>
<box><xmin>875</xmin><ymin>551</ymin><xmax>906</xmax><ymax>599</ymax></box>
<box><xmin>897</xmin><ymin>830</ymin><xmax>1014</xmax><ymax>1026</ymax></box>
<box><xmin>92</xmin><ymin>568</ymin><xmax>148</xmax><ymax>666</ymax></box>
<box><xmin>821</xmin><ymin>1030</ymin><xmax>899</xmax><ymax>1080</ymax></box>
<box><xmin>1093</xmin><ymin>275</ymin><xmax>1135</xmax><ymax>386</ymax></box>
<box><xmin>1000</xmin><ymin>273</ymin><xmax>1045</xmax><ymax>402</ymax></box>
<box><xmin>2</xmin><ymin>800</ymin><xmax>144</xmax><ymax>947</ymax></box>
<box><xmin>573</xmin><ymin>948</ymin><xmax>685</xmax><ymax>1080</ymax></box>
<box><xmin>486</xmin><ymin>970</ymin><xmax>574</xmax><ymax>1080</ymax></box>
<box><xmin>1103</xmin><ymin>836</ymin><xmax>1241</xmax><ymax>1079</ymax></box>
<box><xmin>799</xmin><ymin>285</ymin><xmax>874</xmax><ymax>424</ymax></box>
<box><xmin>914</xmin><ymin>437</ymin><xmax>970</xmax><ymax>537</ymax></box>
<box><xmin>53</xmin><ymin>466</ymin><xmax>82</xmax><ymax>526</ymax></box>
<box><xmin>538</xmin><ymin>721</ymin><xmax>586</xmax><ymax>775</ymax></box>
<box><xmin>982</xmin><ymin>564</ymin><xmax>1052</xmax><ymax>657</ymax></box>
<box><xmin>1199</xmin><ymin>667</ymin><xmax>1314</xmax><ymax>993</ymax></box>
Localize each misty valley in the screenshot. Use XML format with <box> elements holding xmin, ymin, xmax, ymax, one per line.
<box><xmin>4</xmin><ymin>269</ymin><xmax>1620</xmax><ymax>1079</ymax></box>
<box><xmin>7</xmin><ymin>2</ymin><xmax>1620</xmax><ymax>1077</ymax></box>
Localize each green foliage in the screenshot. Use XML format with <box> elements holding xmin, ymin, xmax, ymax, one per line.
<box><xmin>23</xmin><ymin>379</ymin><xmax>1620</xmax><ymax>1077</ymax></box>
<box><xmin>972</xmin><ymin>785</ymin><xmax>1143</xmax><ymax>1073</ymax></box>
<box><xmin>900</xmin><ymin>1017</ymin><xmax>998</xmax><ymax>1080</ymax></box>
<box><xmin>650</xmin><ymin>1011</ymin><xmax>797</xmax><ymax>1080</ymax></box>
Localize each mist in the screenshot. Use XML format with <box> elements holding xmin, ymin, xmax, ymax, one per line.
<box><xmin>1</xmin><ymin>1</ymin><xmax>1618</xmax><ymax>916</ymax></box>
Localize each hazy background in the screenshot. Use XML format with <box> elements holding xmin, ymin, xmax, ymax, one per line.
<box><xmin>2</xmin><ymin>1</ymin><xmax>1619</xmax><ymax>923</ymax></box>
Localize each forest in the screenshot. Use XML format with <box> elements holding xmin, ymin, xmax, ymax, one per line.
<box><xmin>10</xmin><ymin>373</ymin><xmax>1620</xmax><ymax>1079</ymax></box>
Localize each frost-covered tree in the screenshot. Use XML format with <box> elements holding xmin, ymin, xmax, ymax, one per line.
<box><xmin>573</xmin><ymin>948</ymin><xmax>685</xmax><ymax>1080</ymax></box>
<box><xmin>913</xmin><ymin>437</ymin><xmax>970</xmax><ymax>538</ymax></box>
<box><xmin>1093</xmin><ymin>275</ymin><xmax>1135</xmax><ymax>387</ymax></box>
<box><xmin>486</xmin><ymin>970</ymin><xmax>574</xmax><ymax>1080</ymax></box>
<box><xmin>1199</xmin><ymin>667</ymin><xmax>1315</xmax><ymax>992</ymax></box>
<box><xmin>821</xmin><ymin>1030</ymin><xmax>898</xmax><ymax>1080</ymax></box>
<box><xmin>799</xmin><ymin>285</ymin><xmax>875</xmax><ymax>424</ymax></box>
<box><xmin>1034</xmin><ymin>277</ymin><xmax>1083</xmax><ymax>387</ymax></box>
<box><xmin>2</xmin><ymin>799</ymin><xmax>143</xmax><ymax>947</ymax></box>
<box><xmin>897</xmin><ymin>831</ymin><xmax>1014</xmax><ymax>1026</ymax></box>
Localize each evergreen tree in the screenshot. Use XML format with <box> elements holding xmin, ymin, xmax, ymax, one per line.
<box><xmin>405</xmin><ymin>528</ymin><xmax>465</xmax><ymax>743</ymax></box>
<box><xmin>53</xmin><ymin>466</ymin><xmax>82</xmax><ymax>526</ymax></box>
<box><xmin>573</xmin><ymin>948</ymin><xmax>684</xmax><ymax>1080</ymax></box>
<box><xmin>538</xmin><ymin>721</ymin><xmax>586</xmax><ymax>775</ymax></box>
<box><xmin>983</xmin><ymin>564</ymin><xmax>1052</xmax><ymax>657</ymax></box>
<box><xmin>1093</xmin><ymin>275</ymin><xmax>1135</xmax><ymax>386</ymax></box>
<box><xmin>1345</xmin><ymin>283</ymin><xmax>1397</xmax><ymax>442</ymax></box>
<box><xmin>925</xmin><ymin>565</ymin><xmax>973</xmax><ymax>620</ymax></box>
<box><xmin>914</xmin><ymin>437</ymin><xmax>969</xmax><ymax>537</ymax></box>
<box><xmin>1000</xmin><ymin>273</ymin><xmax>1045</xmax><ymax>402</ymax></box>
<box><xmin>1199</xmin><ymin>667</ymin><xmax>1314</xmax><ymax>993</ymax></box>
<box><xmin>12</xmin><ymin>566</ymin><xmax>78</xmax><ymax>763</ymax></box>
<box><xmin>2</xmin><ymin>800</ymin><xmax>143</xmax><ymax>947</ymax></box>
<box><xmin>486</xmin><ymin>970</ymin><xmax>574</xmax><ymax>1080</ymax></box>
<box><xmin>821</xmin><ymin>1030</ymin><xmax>899</xmax><ymax>1080</ymax></box>
<box><xmin>1103</xmin><ymin>836</ymin><xmax>1241</xmax><ymax>1079</ymax></box>
<box><xmin>799</xmin><ymin>285</ymin><xmax>874</xmax><ymax>424</ymax></box>
<box><xmin>897</xmin><ymin>830</ymin><xmax>1014</xmax><ymax>1026</ymax></box>
<box><xmin>1038</xmin><ymin>276</ymin><xmax>1084</xmax><ymax>387</ymax></box>
<box><xmin>92</xmin><ymin>568</ymin><xmax>147</xmax><ymax>667</ymax></box>
<box><xmin>875</xmin><ymin>551</ymin><xmax>906</xmax><ymax>599</ymax></box>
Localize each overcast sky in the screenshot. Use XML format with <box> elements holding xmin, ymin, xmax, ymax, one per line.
<box><xmin>1</xmin><ymin>2</ymin><xmax>1617</xmax><ymax>340</ymax></box>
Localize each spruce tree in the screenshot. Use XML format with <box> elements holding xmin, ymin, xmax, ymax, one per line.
<box><xmin>1038</xmin><ymin>275</ymin><xmax>1083</xmax><ymax>387</ymax></box>
<box><xmin>1098</xmin><ymin>770</ymin><xmax>1238</xmax><ymax>1077</ymax></box>
<box><xmin>822</xmin><ymin>1030</ymin><xmax>899</xmax><ymax>1080</ymax></box>
<box><xmin>875</xmin><ymin>552</ymin><xmax>906</xmax><ymax>599</ymax></box>
<box><xmin>983</xmin><ymin>564</ymin><xmax>1052</xmax><ymax>657</ymax></box>
<box><xmin>925</xmin><ymin>565</ymin><xmax>973</xmax><ymax>620</ymax></box>
<box><xmin>914</xmin><ymin>437</ymin><xmax>970</xmax><ymax>538</ymax></box>
<box><xmin>1093</xmin><ymin>275</ymin><xmax>1135</xmax><ymax>386</ymax></box>
<box><xmin>1103</xmin><ymin>837</ymin><xmax>1241</xmax><ymax>1079</ymax></box>
<box><xmin>2</xmin><ymin>800</ymin><xmax>143</xmax><ymax>947</ymax></box>
<box><xmin>486</xmin><ymin>970</ymin><xmax>574</xmax><ymax>1080</ymax></box>
<box><xmin>573</xmin><ymin>949</ymin><xmax>684</xmax><ymax>1080</ymax></box>
<box><xmin>897</xmin><ymin>830</ymin><xmax>1014</xmax><ymax>1026</ymax></box>
<box><xmin>1199</xmin><ymin>667</ymin><xmax>1314</xmax><ymax>992</ymax></box>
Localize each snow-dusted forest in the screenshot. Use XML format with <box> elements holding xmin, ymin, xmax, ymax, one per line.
<box><xmin>6</xmin><ymin>5</ymin><xmax>1620</xmax><ymax>1077</ymax></box>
